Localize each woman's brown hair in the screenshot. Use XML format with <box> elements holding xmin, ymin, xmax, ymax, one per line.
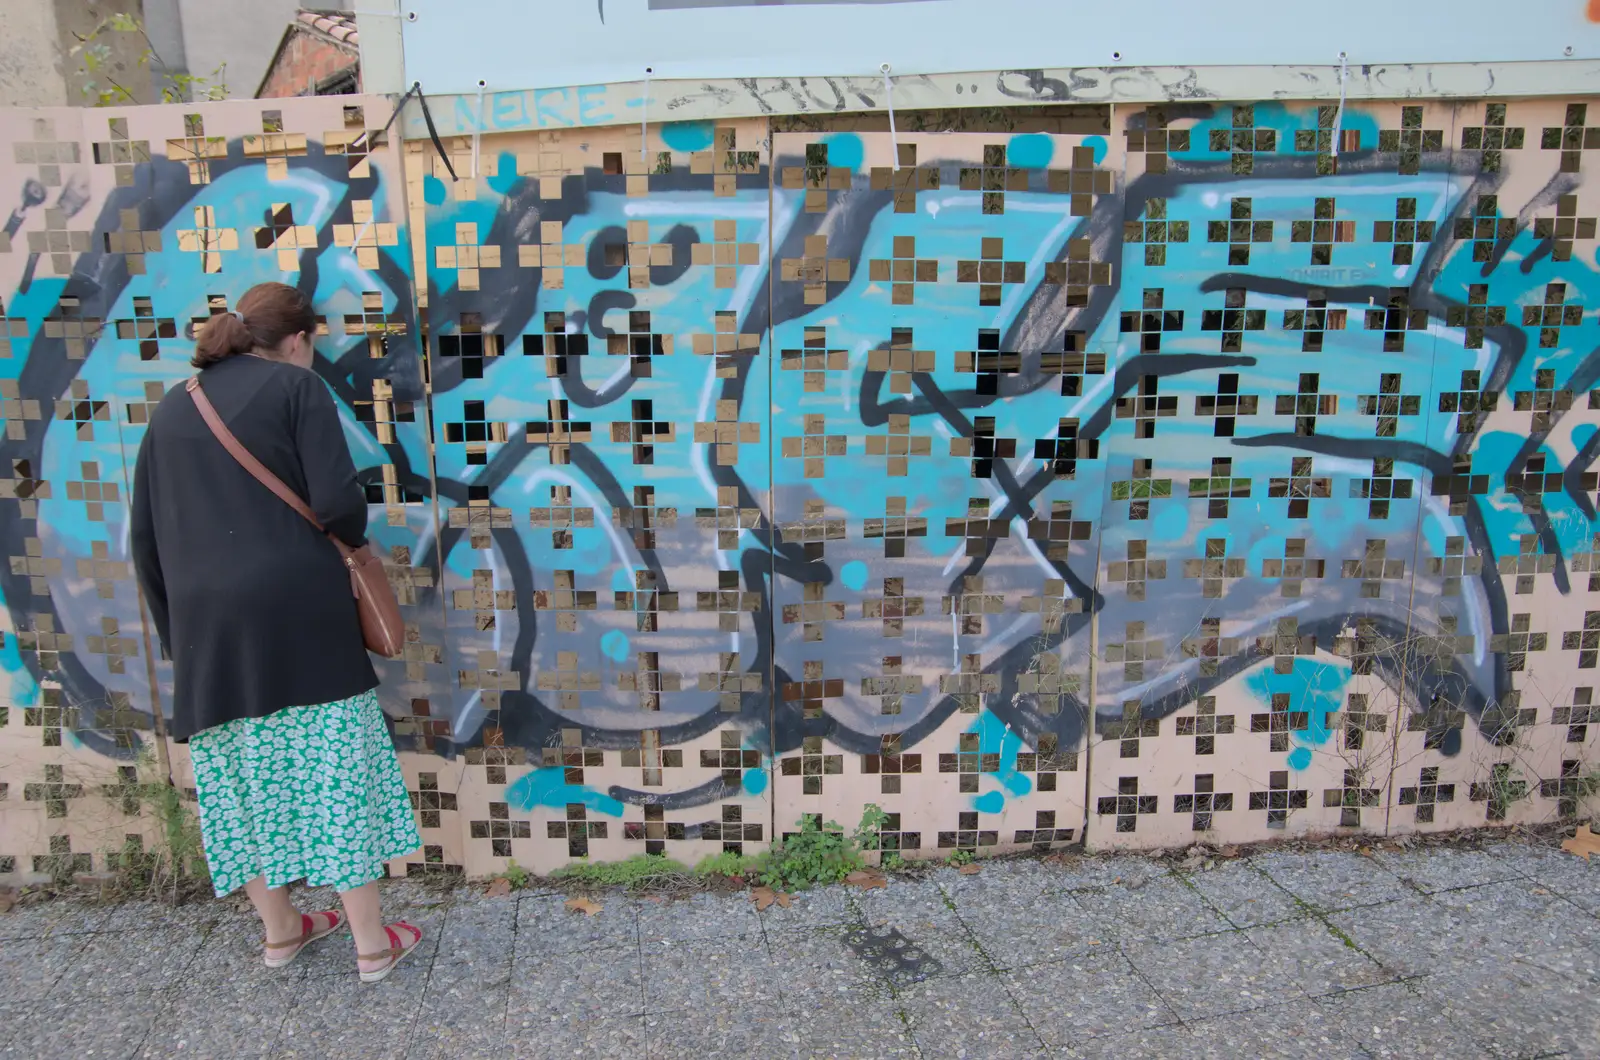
<box><xmin>191</xmin><ymin>282</ymin><xmax>317</xmax><ymax>369</ymax></box>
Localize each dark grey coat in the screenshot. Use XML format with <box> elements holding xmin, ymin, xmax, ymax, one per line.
<box><xmin>130</xmin><ymin>353</ymin><xmax>378</xmax><ymax>741</ymax></box>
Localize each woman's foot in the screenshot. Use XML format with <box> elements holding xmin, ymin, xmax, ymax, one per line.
<box><xmin>264</xmin><ymin>910</ymin><xmax>343</xmax><ymax>967</ymax></box>
<box><xmin>356</xmin><ymin>922</ymin><xmax>423</xmax><ymax>984</ymax></box>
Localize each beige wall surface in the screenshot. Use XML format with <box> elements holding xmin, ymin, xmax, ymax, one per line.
<box><xmin>0</xmin><ymin>92</ymin><xmax>1597</xmax><ymax>888</ymax></box>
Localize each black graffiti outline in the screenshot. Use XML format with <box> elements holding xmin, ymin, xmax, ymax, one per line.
<box><xmin>8</xmin><ymin>106</ymin><xmax>1570</xmax><ymax>815</ymax></box>
<box><xmin>0</xmin><ymin>143</ymin><xmax>425</xmax><ymax>758</ymax></box>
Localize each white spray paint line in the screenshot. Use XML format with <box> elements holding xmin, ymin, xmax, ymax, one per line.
<box><xmin>1254</xmin><ymin>599</ymin><xmax>1317</xmax><ymax>627</ymax></box>
<box><xmin>939</xmin><ymin>539</ymin><xmax>967</xmax><ymax>577</ymax></box>
<box><xmin>279</xmin><ymin>173</ymin><xmax>336</xmax><ymax>228</ymax></box>
<box><xmin>922</xmin><ymin>194</ymin><xmax>1078</xmax><ymax>216</ymax></box>
<box><xmin>995</xmin><ymin>210</ymin><xmax>1079</xmax><ymax>327</ymax></box>
<box><xmin>691</xmin><ymin>356</ymin><xmax>721</xmax><ymax>504</ymax></box>
<box><xmin>1310</xmin><ymin>453</ymin><xmax>1404</xmax><ymax>479</ymax></box>
<box><xmin>543</xmin><ymin>335</ymin><xmax>634</xmax><ymax>403</ymax></box>
<box><xmin>923</xmin><ymin>194</ymin><xmax>978</xmax><ymax>214</ymax></box>
<box><xmin>949</xmin><ymin>607</ymin><xmax>960</xmax><ymax>672</ymax></box>
<box><xmin>597</xmin><ymin>357</ymin><xmax>634</xmax><ymax>395</ymax></box>
<box><xmin>453</xmin><ymin>690</ymin><xmax>483</xmax><ymax>740</ymax></box>
<box><xmin>622</xmin><ymin>199</ymin><xmax>770</xmax><ymax>219</ymax></box>
<box><xmin>270</xmin><ymin>174</ymin><xmax>343</xmax><ymax>283</ymax></box>
<box><xmin>1249</xmin><ymin>290</ymin><xmax>1330</xmax><ymax>312</ymax></box>
<box><xmin>1197</xmin><ymin>177</ymin><xmax>1464</xmax><ymax>207</ymax></box>
<box><xmin>842</xmin><ymin>337</ymin><xmax>873</xmax><ymax>416</ymax></box>
<box><xmin>328</xmin><ymin>252</ymin><xmax>383</xmax><ymax>298</ymax></box>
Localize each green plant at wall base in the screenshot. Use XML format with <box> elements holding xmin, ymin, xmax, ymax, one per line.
<box><xmin>551</xmin><ymin>853</ymin><xmax>691</xmax><ymax>889</ymax></box>
<box><xmin>1479</xmin><ymin>763</ymin><xmax>1530</xmax><ymax>821</ymax></box>
<box><xmin>70</xmin><ymin>12</ymin><xmax>228</xmax><ymax>105</ymax></box>
<box><xmin>854</xmin><ymin>804</ymin><xmax>888</xmax><ymax>850</ymax></box>
<box><xmin>947</xmin><ymin>848</ymin><xmax>974</xmax><ymax>867</ymax></box>
<box><xmin>497</xmin><ymin>859</ymin><xmax>531</xmax><ymax>890</ymax></box>
<box><xmin>1583</xmin><ymin>767</ymin><xmax>1600</xmax><ymax>820</ymax></box>
<box><xmin>759</xmin><ymin>817</ymin><xmax>856</xmax><ymax>892</ymax></box>
<box><xmin>102</xmin><ymin>746</ymin><xmax>209</xmax><ymax>899</ymax></box>
<box><xmin>147</xmin><ymin>778</ymin><xmax>208</xmax><ymax>879</ymax></box>
<box><xmin>759</xmin><ymin>805</ymin><xmax>887</xmax><ymax>892</ymax></box>
<box><xmin>694</xmin><ymin>850</ymin><xmax>760</xmax><ymax>879</ymax></box>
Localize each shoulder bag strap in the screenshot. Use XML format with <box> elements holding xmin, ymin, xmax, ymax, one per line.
<box><xmin>185</xmin><ymin>376</ymin><xmax>329</xmax><ymax>536</ymax></box>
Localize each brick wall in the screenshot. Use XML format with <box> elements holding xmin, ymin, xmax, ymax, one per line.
<box><xmin>257</xmin><ymin>29</ymin><xmax>357</xmax><ymax>97</ymax></box>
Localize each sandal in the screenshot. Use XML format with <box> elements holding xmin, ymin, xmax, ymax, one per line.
<box><xmin>264</xmin><ymin>910</ymin><xmax>343</xmax><ymax>968</ymax></box>
<box><xmin>357</xmin><ymin>922</ymin><xmax>423</xmax><ymax>984</ymax></box>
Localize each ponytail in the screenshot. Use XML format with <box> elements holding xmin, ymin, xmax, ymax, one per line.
<box><xmin>190</xmin><ymin>282</ymin><xmax>317</xmax><ymax>369</ymax></box>
<box><xmin>191</xmin><ymin>310</ymin><xmax>254</xmax><ymax>368</ymax></box>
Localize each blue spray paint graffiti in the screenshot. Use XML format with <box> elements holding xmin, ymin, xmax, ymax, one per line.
<box><xmin>7</xmin><ymin>93</ymin><xmax>1600</xmax><ymax>875</ymax></box>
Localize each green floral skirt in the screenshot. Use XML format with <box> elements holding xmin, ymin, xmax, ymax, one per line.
<box><xmin>189</xmin><ymin>689</ymin><xmax>422</xmax><ymax>897</ymax></box>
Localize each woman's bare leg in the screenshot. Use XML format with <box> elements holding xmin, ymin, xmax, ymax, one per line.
<box><xmin>243</xmin><ymin>875</ymin><xmax>302</xmax><ymax>943</ymax></box>
<box><xmin>337</xmin><ymin>881</ymin><xmax>391</xmax><ymax>971</ymax></box>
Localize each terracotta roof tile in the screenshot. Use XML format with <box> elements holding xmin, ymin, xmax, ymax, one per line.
<box><xmin>296</xmin><ymin>9</ymin><xmax>360</xmax><ymax>46</ymax></box>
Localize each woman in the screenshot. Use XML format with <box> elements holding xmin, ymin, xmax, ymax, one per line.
<box><xmin>131</xmin><ymin>281</ymin><xmax>423</xmax><ymax>983</ymax></box>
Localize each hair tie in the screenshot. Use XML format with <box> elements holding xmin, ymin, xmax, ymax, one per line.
<box><xmin>231</xmin><ymin>310</ymin><xmax>246</xmax><ymax>324</ymax></box>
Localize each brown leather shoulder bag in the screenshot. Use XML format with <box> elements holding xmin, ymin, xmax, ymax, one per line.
<box><xmin>185</xmin><ymin>376</ymin><xmax>404</xmax><ymax>659</ymax></box>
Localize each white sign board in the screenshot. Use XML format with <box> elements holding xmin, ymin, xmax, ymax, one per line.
<box><xmin>399</xmin><ymin>0</ymin><xmax>1600</xmax><ymax>96</ymax></box>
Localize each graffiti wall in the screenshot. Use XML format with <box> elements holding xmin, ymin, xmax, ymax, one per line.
<box><xmin>2</xmin><ymin>94</ymin><xmax>1599</xmax><ymax>882</ymax></box>
<box><xmin>0</xmin><ymin>95</ymin><xmax>430</xmax><ymax>878</ymax></box>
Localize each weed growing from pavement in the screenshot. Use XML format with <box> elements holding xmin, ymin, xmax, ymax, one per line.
<box><xmin>552</xmin><ymin>854</ymin><xmax>693</xmax><ymax>890</ymax></box>
<box><xmin>756</xmin><ymin>805</ymin><xmax>888</xmax><ymax>892</ymax></box>
<box><xmin>694</xmin><ymin>850</ymin><xmax>761</xmax><ymax>879</ymax></box>
<box><xmin>98</xmin><ymin>746</ymin><xmax>209</xmax><ymax>902</ymax></box>
<box><xmin>494</xmin><ymin>859</ymin><xmax>531</xmax><ymax>890</ymax></box>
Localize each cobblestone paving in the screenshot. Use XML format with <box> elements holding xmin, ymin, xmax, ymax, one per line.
<box><xmin>0</xmin><ymin>833</ymin><xmax>1596</xmax><ymax>1058</ymax></box>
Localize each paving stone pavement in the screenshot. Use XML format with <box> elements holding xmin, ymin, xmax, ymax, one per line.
<box><xmin>0</xmin><ymin>834</ymin><xmax>1596</xmax><ymax>1058</ymax></box>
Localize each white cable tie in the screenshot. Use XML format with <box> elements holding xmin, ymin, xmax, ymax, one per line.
<box><xmin>642</xmin><ymin>68</ymin><xmax>653</xmax><ymax>162</ymax></box>
<box><xmin>1331</xmin><ymin>52</ymin><xmax>1349</xmax><ymax>159</ymax></box>
<box><xmin>881</xmin><ymin>63</ymin><xmax>898</xmax><ymax>170</ymax></box>
<box><xmin>471</xmin><ymin>80</ymin><xmax>486</xmax><ymax>178</ymax></box>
